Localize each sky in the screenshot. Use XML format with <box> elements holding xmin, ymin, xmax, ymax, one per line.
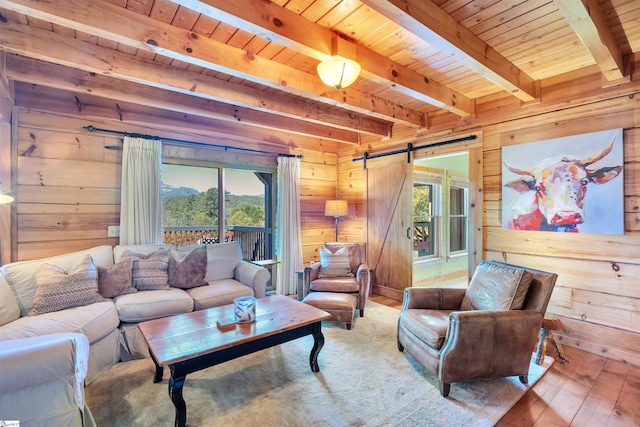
<box><xmin>162</xmin><ymin>164</ymin><xmax>265</xmax><ymax>195</ymax></box>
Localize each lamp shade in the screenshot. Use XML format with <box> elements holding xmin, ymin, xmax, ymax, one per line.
<box><xmin>325</xmin><ymin>200</ymin><xmax>348</xmax><ymax>217</ymax></box>
<box><xmin>0</xmin><ymin>192</ymin><xmax>13</xmax><ymax>204</ymax></box>
<box><xmin>317</xmin><ymin>56</ymin><xmax>361</xmax><ymax>89</ymax></box>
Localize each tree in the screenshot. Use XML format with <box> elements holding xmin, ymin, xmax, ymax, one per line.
<box><xmin>228</xmin><ymin>210</ymin><xmax>251</xmax><ymax>226</ymax></box>
<box><xmin>192</xmin><ymin>212</ymin><xmax>212</xmax><ymax>226</ymax></box>
<box><xmin>413</xmin><ymin>185</ymin><xmax>432</xmax><ymax>217</ymax></box>
<box><xmin>227</xmin><ymin>204</ymin><xmax>264</xmax><ymax>226</ymax></box>
<box><xmin>200</xmin><ymin>188</ymin><xmax>218</xmax><ymax>220</ymax></box>
<box><xmin>162</xmin><ymin>191</ymin><xmax>263</xmax><ymax>227</ymax></box>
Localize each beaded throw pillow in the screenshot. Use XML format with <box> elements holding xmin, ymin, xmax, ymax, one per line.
<box><xmin>318</xmin><ymin>246</ymin><xmax>354</xmax><ymax>278</ymax></box>
<box><xmin>121</xmin><ymin>249</ymin><xmax>171</xmax><ymax>291</ymax></box>
<box><xmin>29</xmin><ymin>254</ymin><xmax>105</xmax><ymax>316</ymax></box>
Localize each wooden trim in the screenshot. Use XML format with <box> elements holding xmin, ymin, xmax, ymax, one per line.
<box><xmin>0</xmin><ymin>122</ymin><xmax>12</xmax><ymax>265</ymax></box>
<box><xmin>372</xmin><ymin>284</ymin><xmax>404</xmax><ymax>302</ymax></box>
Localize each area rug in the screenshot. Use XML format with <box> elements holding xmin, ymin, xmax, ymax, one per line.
<box><xmin>85</xmin><ymin>301</ymin><xmax>553</xmax><ymax>427</ymax></box>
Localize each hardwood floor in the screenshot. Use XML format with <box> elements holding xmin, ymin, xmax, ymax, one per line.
<box><xmin>368</xmin><ymin>294</ymin><xmax>640</xmax><ymax>426</ymax></box>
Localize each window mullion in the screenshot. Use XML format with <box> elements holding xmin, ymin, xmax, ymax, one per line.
<box><xmin>218</xmin><ymin>168</ymin><xmax>226</xmax><ymax>242</ymax></box>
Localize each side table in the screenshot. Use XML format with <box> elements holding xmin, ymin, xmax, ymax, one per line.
<box><xmin>535</xmin><ymin>318</ymin><xmax>570</xmax><ymax>365</ymax></box>
<box><xmin>296</xmin><ymin>268</ymin><xmax>305</xmax><ymax>301</ymax></box>
<box><xmin>249</xmin><ymin>259</ymin><xmax>279</xmax><ymax>293</ymax></box>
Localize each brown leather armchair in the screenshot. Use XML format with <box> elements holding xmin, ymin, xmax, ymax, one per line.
<box><xmin>302</xmin><ymin>242</ymin><xmax>372</xmax><ymax>317</ymax></box>
<box><xmin>397</xmin><ymin>260</ymin><xmax>557</xmax><ymax>397</ymax></box>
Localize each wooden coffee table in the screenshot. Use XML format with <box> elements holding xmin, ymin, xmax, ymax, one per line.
<box><xmin>138</xmin><ymin>295</ymin><xmax>331</xmax><ymax>427</ymax></box>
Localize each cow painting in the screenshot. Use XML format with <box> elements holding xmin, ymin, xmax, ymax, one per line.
<box><xmin>502</xmin><ymin>130</ymin><xmax>623</xmax><ymax>233</ymax></box>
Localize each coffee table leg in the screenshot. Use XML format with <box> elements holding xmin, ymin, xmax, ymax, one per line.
<box><xmin>310</xmin><ymin>322</ymin><xmax>325</xmax><ymax>373</ymax></box>
<box><xmin>149</xmin><ymin>349</ymin><xmax>164</xmax><ymax>383</ymax></box>
<box><xmin>168</xmin><ymin>368</ymin><xmax>187</xmax><ymax>427</ymax></box>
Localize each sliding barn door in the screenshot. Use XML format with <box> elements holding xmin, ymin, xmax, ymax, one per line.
<box><xmin>366</xmin><ymin>156</ymin><xmax>413</xmax><ymax>300</ymax></box>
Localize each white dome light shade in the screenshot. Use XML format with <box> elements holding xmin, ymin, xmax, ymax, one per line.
<box><xmin>0</xmin><ymin>193</ymin><xmax>14</xmax><ymax>204</ymax></box>
<box><xmin>317</xmin><ymin>56</ymin><xmax>361</xmax><ymax>89</ymax></box>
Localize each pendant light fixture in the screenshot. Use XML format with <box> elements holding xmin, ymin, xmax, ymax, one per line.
<box><xmin>0</xmin><ymin>190</ymin><xmax>13</xmax><ymax>204</ymax></box>
<box><xmin>317</xmin><ymin>36</ymin><xmax>361</xmax><ymax>90</ymax></box>
<box><xmin>317</xmin><ymin>56</ymin><xmax>361</xmax><ymax>89</ymax></box>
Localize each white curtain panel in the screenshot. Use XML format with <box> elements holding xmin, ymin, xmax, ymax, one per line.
<box><xmin>275</xmin><ymin>156</ymin><xmax>303</xmax><ymax>295</ymax></box>
<box><xmin>119</xmin><ymin>136</ymin><xmax>163</xmax><ymax>245</ymax></box>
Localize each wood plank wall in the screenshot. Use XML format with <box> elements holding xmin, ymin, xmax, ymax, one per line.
<box><xmin>300</xmin><ymin>148</ymin><xmax>340</xmax><ymax>263</ymax></box>
<box><xmin>481</xmin><ymin>95</ymin><xmax>640</xmax><ymax>367</ymax></box>
<box><xmin>9</xmin><ymin>107</ymin><xmax>337</xmax><ymax>265</ymax></box>
<box><xmin>338</xmin><ymin>93</ymin><xmax>640</xmax><ymax>367</ymax></box>
<box><xmin>7</xmin><ymin>67</ymin><xmax>640</xmax><ymax>367</ymax></box>
<box><xmin>0</xmin><ymin>52</ymin><xmax>13</xmax><ymax>265</ymax></box>
<box><xmin>15</xmin><ymin>109</ymin><xmax>122</xmax><ymax>260</ymax></box>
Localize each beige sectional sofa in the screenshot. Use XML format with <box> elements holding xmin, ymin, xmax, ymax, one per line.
<box><xmin>0</xmin><ymin>241</ymin><xmax>269</xmax><ymax>426</ymax></box>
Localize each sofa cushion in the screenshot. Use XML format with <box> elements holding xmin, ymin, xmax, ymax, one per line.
<box><xmin>0</xmin><ymin>274</ymin><xmax>20</xmax><ymax>327</ymax></box>
<box><xmin>181</xmin><ymin>242</ymin><xmax>242</xmax><ymax>282</ymax></box>
<box><xmin>460</xmin><ymin>261</ymin><xmax>534</xmax><ymax>311</ymax></box>
<box><xmin>29</xmin><ymin>255</ymin><xmax>105</xmax><ymax>317</ymax></box>
<box><xmin>204</xmin><ymin>242</ymin><xmax>242</xmax><ymax>282</ymax></box>
<box><xmin>169</xmin><ymin>246</ymin><xmax>208</xmax><ymax>289</ymax></box>
<box><xmin>318</xmin><ymin>246</ymin><xmax>354</xmax><ymax>278</ymax></box>
<box><xmin>114</xmin><ymin>288</ymin><xmax>193</xmax><ymax>322</ymax></box>
<box><xmin>121</xmin><ymin>249</ymin><xmax>171</xmax><ymax>291</ymax></box>
<box><xmin>97</xmin><ymin>257</ymin><xmax>136</xmax><ymax>298</ymax></box>
<box><xmin>310</xmin><ymin>277</ymin><xmax>359</xmax><ymax>293</ymax></box>
<box><xmin>399</xmin><ymin>309</ymin><xmax>452</xmax><ymax>350</ymax></box>
<box><xmin>0</xmin><ymin>301</ymin><xmax>119</xmax><ymax>345</ymax></box>
<box><xmin>113</xmin><ymin>244</ymin><xmax>175</xmax><ymax>263</ymax></box>
<box><xmin>1</xmin><ymin>245</ymin><xmax>114</xmax><ymax>317</ymax></box>
<box><xmin>188</xmin><ymin>279</ymin><xmax>254</xmax><ymax>310</ymax></box>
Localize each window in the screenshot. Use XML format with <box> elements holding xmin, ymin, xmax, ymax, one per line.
<box><xmin>413</xmin><ymin>166</ymin><xmax>468</xmax><ymax>261</ymax></box>
<box><xmin>413</xmin><ymin>170</ymin><xmax>442</xmax><ymax>258</ymax></box>
<box><xmin>162</xmin><ymin>164</ymin><xmax>219</xmax><ymax>228</ymax></box>
<box><xmin>448</xmin><ymin>175</ymin><xmax>468</xmax><ymax>254</ymax></box>
<box><xmin>161</xmin><ymin>163</ymin><xmax>275</xmax><ymax>265</ymax></box>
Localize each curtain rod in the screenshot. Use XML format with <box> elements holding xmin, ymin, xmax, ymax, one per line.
<box><xmin>352</xmin><ymin>134</ymin><xmax>477</xmax><ymax>169</ymax></box>
<box><xmin>83</xmin><ymin>125</ymin><xmax>303</xmax><ymax>158</ymax></box>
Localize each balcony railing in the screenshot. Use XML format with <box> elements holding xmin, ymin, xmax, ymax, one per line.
<box><xmin>163</xmin><ymin>226</ymin><xmax>272</xmax><ymax>261</ymax></box>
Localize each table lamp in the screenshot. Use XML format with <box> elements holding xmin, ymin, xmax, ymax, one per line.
<box><xmin>324</xmin><ymin>199</ymin><xmax>348</xmax><ymax>241</ymax></box>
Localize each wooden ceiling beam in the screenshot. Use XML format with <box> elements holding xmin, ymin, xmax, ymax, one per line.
<box><xmin>171</xmin><ymin>0</ymin><xmax>474</xmax><ymax>118</ymax></box>
<box><xmin>14</xmin><ymin>82</ymin><xmax>337</xmax><ymax>152</ymax></box>
<box><xmin>2</xmin><ymin>0</ymin><xmax>425</xmax><ymax>127</ymax></box>
<box><xmin>6</xmin><ymin>55</ymin><xmax>362</xmax><ymax>144</ymax></box>
<box><xmin>0</xmin><ymin>20</ymin><xmax>391</xmax><ymax>138</ymax></box>
<box><xmin>361</xmin><ymin>0</ymin><xmax>539</xmax><ymax>102</ymax></box>
<box><xmin>554</xmin><ymin>0</ymin><xmax>628</xmax><ymax>82</ymax></box>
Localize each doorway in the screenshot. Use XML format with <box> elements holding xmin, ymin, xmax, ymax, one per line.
<box><xmin>412</xmin><ymin>152</ymin><xmax>469</xmax><ymax>288</ymax></box>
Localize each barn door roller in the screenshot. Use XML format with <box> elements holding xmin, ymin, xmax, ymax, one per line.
<box><xmin>353</xmin><ymin>135</ymin><xmax>477</xmax><ymax>170</ymax></box>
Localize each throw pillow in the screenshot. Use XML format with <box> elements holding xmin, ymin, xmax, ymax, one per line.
<box><xmin>169</xmin><ymin>246</ymin><xmax>208</xmax><ymax>289</ymax></box>
<box><xmin>318</xmin><ymin>246</ymin><xmax>354</xmax><ymax>278</ymax></box>
<box><xmin>121</xmin><ymin>249</ymin><xmax>171</xmax><ymax>291</ymax></box>
<box><xmin>460</xmin><ymin>261</ymin><xmax>534</xmax><ymax>311</ymax></box>
<box><xmin>97</xmin><ymin>257</ymin><xmax>136</xmax><ymax>298</ymax></box>
<box><xmin>29</xmin><ymin>254</ymin><xmax>104</xmax><ymax>316</ymax></box>
<box><xmin>324</xmin><ymin>243</ymin><xmax>361</xmax><ymax>273</ymax></box>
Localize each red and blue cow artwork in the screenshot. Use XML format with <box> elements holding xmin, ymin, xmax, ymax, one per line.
<box><xmin>502</xmin><ymin>129</ymin><xmax>624</xmax><ymax>234</ymax></box>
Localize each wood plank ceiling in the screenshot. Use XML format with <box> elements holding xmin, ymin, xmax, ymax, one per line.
<box><xmin>1</xmin><ymin>0</ymin><xmax>640</xmax><ymax>146</ymax></box>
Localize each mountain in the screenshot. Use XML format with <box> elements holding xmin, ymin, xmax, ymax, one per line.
<box><xmin>161</xmin><ymin>184</ymin><xmax>201</xmax><ymax>199</ymax></box>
